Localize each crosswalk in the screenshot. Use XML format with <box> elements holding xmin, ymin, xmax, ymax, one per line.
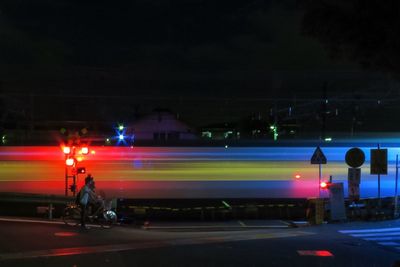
<box><xmin>339</xmin><ymin>227</ymin><xmax>400</xmax><ymax>251</ymax></box>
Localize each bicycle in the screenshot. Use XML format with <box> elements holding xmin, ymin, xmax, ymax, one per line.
<box><xmin>62</xmin><ymin>198</ymin><xmax>117</xmax><ymax>229</ymax></box>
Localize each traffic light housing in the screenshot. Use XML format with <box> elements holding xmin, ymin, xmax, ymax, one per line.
<box><xmin>77</xmin><ymin>167</ymin><xmax>86</xmax><ymax>174</ymax></box>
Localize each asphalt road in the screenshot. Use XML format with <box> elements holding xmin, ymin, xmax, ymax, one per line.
<box><xmin>0</xmin><ymin>218</ymin><xmax>400</xmax><ymax>267</ymax></box>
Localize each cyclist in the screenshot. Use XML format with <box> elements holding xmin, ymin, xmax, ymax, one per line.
<box><xmin>79</xmin><ymin>174</ymin><xmax>97</xmax><ymax>229</ymax></box>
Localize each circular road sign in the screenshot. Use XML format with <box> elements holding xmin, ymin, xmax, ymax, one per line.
<box><xmin>345</xmin><ymin>147</ymin><xmax>365</xmax><ymax>168</ymax></box>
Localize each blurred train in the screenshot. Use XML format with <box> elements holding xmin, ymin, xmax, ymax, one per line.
<box><xmin>0</xmin><ymin>138</ymin><xmax>399</xmax><ymax>198</ymax></box>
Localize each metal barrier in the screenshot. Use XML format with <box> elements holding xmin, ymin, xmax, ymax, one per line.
<box><xmin>0</xmin><ymin>192</ymin><xmax>73</xmax><ymax>219</ymax></box>
<box><xmin>117</xmin><ymin>198</ymin><xmax>309</xmax><ymax>221</ymax></box>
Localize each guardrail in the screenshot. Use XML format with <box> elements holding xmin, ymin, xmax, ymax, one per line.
<box><xmin>0</xmin><ymin>192</ymin><xmax>73</xmax><ymax>220</ymax></box>
<box><xmin>346</xmin><ymin>197</ymin><xmax>396</xmax><ymax>221</ymax></box>
<box><xmin>1</xmin><ymin>193</ymin><xmax>397</xmax><ymax>223</ymax></box>
<box><xmin>116</xmin><ymin>198</ymin><xmax>309</xmax><ymax>221</ymax></box>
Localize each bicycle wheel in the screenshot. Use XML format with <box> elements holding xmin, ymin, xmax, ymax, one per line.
<box><xmin>62</xmin><ymin>206</ymin><xmax>80</xmax><ymax>227</ymax></box>
<box><xmin>99</xmin><ymin>210</ymin><xmax>117</xmax><ymax>229</ymax></box>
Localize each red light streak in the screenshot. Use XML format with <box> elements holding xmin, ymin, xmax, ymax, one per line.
<box><xmin>297</xmin><ymin>250</ymin><xmax>333</xmax><ymax>257</ymax></box>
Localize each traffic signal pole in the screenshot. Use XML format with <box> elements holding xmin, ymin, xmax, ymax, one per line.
<box><xmin>378</xmin><ymin>143</ymin><xmax>381</xmax><ymax>206</ymax></box>
<box><xmin>63</xmin><ymin>145</ymin><xmax>89</xmax><ymax>197</ymax></box>
<box><xmin>65</xmin><ymin>165</ymin><xmax>68</xmax><ymax>196</ymax></box>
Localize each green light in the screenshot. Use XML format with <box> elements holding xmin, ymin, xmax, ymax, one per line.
<box><xmin>202</xmin><ymin>131</ymin><xmax>212</xmax><ymax>139</ymax></box>
<box><xmin>270</xmin><ymin>125</ymin><xmax>278</xmax><ymax>141</ymax></box>
<box><xmin>118</xmin><ymin>124</ymin><xmax>124</xmax><ymax>131</ymax></box>
<box><xmin>1</xmin><ymin>135</ymin><xmax>6</xmax><ymax>144</ymax></box>
<box><xmin>325</xmin><ymin>137</ymin><xmax>332</xmax><ymax>142</ymax></box>
<box><xmin>224</xmin><ymin>131</ymin><xmax>233</xmax><ymax>139</ymax></box>
<box><xmin>222</xmin><ymin>200</ymin><xmax>231</xmax><ymax>209</ymax></box>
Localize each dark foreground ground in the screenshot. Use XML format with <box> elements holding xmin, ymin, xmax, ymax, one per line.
<box><xmin>0</xmin><ymin>217</ymin><xmax>399</xmax><ymax>267</ymax></box>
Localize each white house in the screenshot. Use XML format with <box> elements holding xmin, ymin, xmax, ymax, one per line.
<box><xmin>129</xmin><ymin>110</ymin><xmax>197</xmax><ymax>141</ymax></box>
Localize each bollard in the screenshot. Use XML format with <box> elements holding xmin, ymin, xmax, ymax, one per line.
<box><xmin>307</xmin><ymin>198</ymin><xmax>325</xmax><ymax>225</ymax></box>
<box><xmin>315</xmin><ymin>199</ymin><xmax>324</xmax><ymax>224</ymax></box>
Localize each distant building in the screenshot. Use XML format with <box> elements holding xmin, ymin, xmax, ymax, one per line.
<box><xmin>129</xmin><ymin>109</ymin><xmax>197</xmax><ymax>142</ymax></box>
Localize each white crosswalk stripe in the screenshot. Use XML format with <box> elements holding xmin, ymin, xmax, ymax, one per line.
<box><xmin>339</xmin><ymin>227</ymin><xmax>400</xmax><ymax>251</ymax></box>
<box><xmin>351</xmin><ymin>232</ymin><xmax>400</xmax><ymax>238</ymax></box>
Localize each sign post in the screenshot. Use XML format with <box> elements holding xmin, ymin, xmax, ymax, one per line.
<box><xmin>370</xmin><ymin>144</ymin><xmax>388</xmax><ymax>204</ymax></box>
<box><xmin>311</xmin><ymin>146</ymin><xmax>327</xmax><ymax>197</ymax></box>
<box><xmin>345</xmin><ymin>147</ymin><xmax>365</xmax><ymax>203</ymax></box>
<box><xmin>395</xmin><ymin>154</ymin><xmax>399</xmax><ymax>218</ymax></box>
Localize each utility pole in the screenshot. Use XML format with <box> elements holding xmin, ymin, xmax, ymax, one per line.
<box><xmin>321</xmin><ymin>83</ymin><xmax>327</xmax><ymax>140</ymax></box>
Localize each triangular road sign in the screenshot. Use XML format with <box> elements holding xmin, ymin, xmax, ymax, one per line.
<box><xmin>311</xmin><ymin>146</ymin><xmax>327</xmax><ymax>164</ymax></box>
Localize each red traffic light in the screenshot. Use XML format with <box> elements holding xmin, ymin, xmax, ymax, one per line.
<box><xmin>81</xmin><ymin>147</ymin><xmax>89</xmax><ymax>155</ymax></box>
<box><xmin>63</xmin><ymin>146</ymin><xmax>71</xmax><ymax>155</ymax></box>
<box><xmin>320</xmin><ymin>181</ymin><xmax>331</xmax><ymax>189</ymax></box>
<box><xmin>65</xmin><ymin>158</ymin><xmax>75</xmax><ymax>166</ymax></box>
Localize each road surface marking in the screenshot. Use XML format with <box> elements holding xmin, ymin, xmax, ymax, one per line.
<box><xmin>0</xmin><ymin>217</ymin><xmax>65</xmax><ymax>225</ymax></box>
<box><xmin>0</xmin><ymin>217</ymin><xmax>103</xmax><ymax>228</ymax></box>
<box><xmin>377</xmin><ymin>242</ymin><xmax>400</xmax><ymax>246</ymax></box>
<box><xmin>364</xmin><ymin>236</ymin><xmax>400</xmax><ymax>241</ymax></box>
<box><xmin>351</xmin><ymin>232</ymin><xmax>400</xmax><ymax>238</ymax></box>
<box><xmin>339</xmin><ymin>227</ymin><xmax>400</xmax><ymax>251</ymax></box>
<box><xmin>339</xmin><ymin>227</ymin><xmax>400</xmax><ymax>234</ymax></box>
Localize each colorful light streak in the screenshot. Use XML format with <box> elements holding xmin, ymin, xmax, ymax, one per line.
<box><xmin>0</xmin><ymin>142</ymin><xmax>399</xmax><ymax>198</ymax></box>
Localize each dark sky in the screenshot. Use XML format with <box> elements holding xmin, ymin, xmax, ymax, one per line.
<box><xmin>0</xmin><ymin>0</ymin><xmax>331</xmax><ymax>67</ymax></box>
<box><xmin>0</xmin><ymin>0</ymin><xmax>396</xmax><ymax>129</ymax></box>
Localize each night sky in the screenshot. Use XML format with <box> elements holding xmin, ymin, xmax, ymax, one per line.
<box><xmin>0</xmin><ymin>0</ymin><xmax>397</xmax><ymax>130</ymax></box>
